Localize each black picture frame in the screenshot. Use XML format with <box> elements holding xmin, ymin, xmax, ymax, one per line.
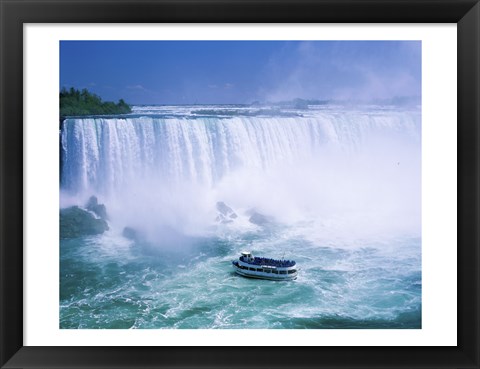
<box><xmin>1</xmin><ymin>0</ymin><xmax>479</xmax><ymax>368</ymax></box>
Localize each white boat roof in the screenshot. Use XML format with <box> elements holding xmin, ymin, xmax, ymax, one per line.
<box><xmin>241</xmin><ymin>251</ymin><xmax>251</xmax><ymax>255</ymax></box>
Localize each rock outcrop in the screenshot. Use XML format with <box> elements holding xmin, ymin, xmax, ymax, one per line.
<box><xmin>86</xmin><ymin>196</ymin><xmax>108</xmax><ymax>220</ymax></box>
<box><xmin>60</xmin><ymin>206</ymin><xmax>109</xmax><ymax>239</ymax></box>
<box><xmin>215</xmin><ymin>201</ymin><xmax>238</xmax><ymax>224</ymax></box>
<box><xmin>248</xmin><ymin>211</ymin><xmax>273</xmax><ymax>226</ymax></box>
<box><xmin>122</xmin><ymin>226</ymin><xmax>140</xmax><ymax>241</ymax></box>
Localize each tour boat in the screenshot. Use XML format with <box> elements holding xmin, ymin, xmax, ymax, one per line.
<box><xmin>232</xmin><ymin>251</ymin><xmax>298</xmax><ymax>280</ymax></box>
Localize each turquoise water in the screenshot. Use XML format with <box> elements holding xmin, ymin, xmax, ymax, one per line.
<box><xmin>60</xmin><ymin>105</ymin><xmax>421</xmax><ymax>329</ymax></box>
<box><xmin>60</xmin><ymin>224</ymin><xmax>421</xmax><ymax>329</ymax></box>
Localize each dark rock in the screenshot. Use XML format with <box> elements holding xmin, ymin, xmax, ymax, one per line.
<box><xmin>215</xmin><ymin>201</ymin><xmax>237</xmax><ymax>223</ymax></box>
<box><xmin>215</xmin><ymin>214</ymin><xmax>233</xmax><ymax>224</ymax></box>
<box><xmin>248</xmin><ymin>211</ymin><xmax>272</xmax><ymax>226</ymax></box>
<box><xmin>86</xmin><ymin>195</ymin><xmax>99</xmax><ymax>208</ymax></box>
<box><xmin>60</xmin><ymin>206</ymin><xmax>109</xmax><ymax>239</ymax></box>
<box><xmin>91</xmin><ymin>203</ymin><xmax>107</xmax><ymax>220</ymax></box>
<box><xmin>122</xmin><ymin>227</ymin><xmax>139</xmax><ymax>240</ymax></box>
<box><xmin>86</xmin><ymin>196</ymin><xmax>108</xmax><ymax>220</ymax></box>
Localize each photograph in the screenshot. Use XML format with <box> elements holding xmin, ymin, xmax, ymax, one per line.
<box><xmin>3</xmin><ymin>0</ymin><xmax>479</xmax><ymax>366</ymax></box>
<box><xmin>59</xmin><ymin>40</ymin><xmax>422</xmax><ymax>329</ymax></box>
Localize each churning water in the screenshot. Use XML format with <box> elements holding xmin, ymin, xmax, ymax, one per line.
<box><xmin>60</xmin><ymin>104</ymin><xmax>421</xmax><ymax>329</ymax></box>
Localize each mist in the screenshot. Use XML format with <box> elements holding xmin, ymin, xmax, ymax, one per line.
<box><xmin>60</xmin><ymin>108</ymin><xmax>421</xmax><ymax>249</ymax></box>
<box><xmin>260</xmin><ymin>41</ymin><xmax>421</xmax><ymax>103</ymax></box>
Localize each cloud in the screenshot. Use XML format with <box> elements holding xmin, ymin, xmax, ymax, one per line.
<box><xmin>261</xmin><ymin>41</ymin><xmax>421</xmax><ymax>102</ymax></box>
<box><xmin>125</xmin><ymin>84</ymin><xmax>159</xmax><ymax>97</ymax></box>
<box><xmin>224</xmin><ymin>83</ymin><xmax>234</xmax><ymax>89</ymax></box>
<box><xmin>127</xmin><ymin>84</ymin><xmax>148</xmax><ymax>91</ymax></box>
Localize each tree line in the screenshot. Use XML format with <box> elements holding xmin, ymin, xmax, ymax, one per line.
<box><xmin>60</xmin><ymin>87</ymin><xmax>132</xmax><ymax>117</ymax></box>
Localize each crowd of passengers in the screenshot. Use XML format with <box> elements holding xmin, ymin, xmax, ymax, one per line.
<box><xmin>240</xmin><ymin>256</ymin><xmax>295</xmax><ymax>267</ymax></box>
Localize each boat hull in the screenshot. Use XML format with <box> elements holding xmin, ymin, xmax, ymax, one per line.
<box><xmin>232</xmin><ymin>262</ymin><xmax>297</xmax><ymax>281</ymax></box>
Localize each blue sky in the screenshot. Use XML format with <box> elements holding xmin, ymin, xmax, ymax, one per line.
<box><xmin>60</xmin><ymin>41</ymin><xmax>421</xmax><ymax>105</ymax></box>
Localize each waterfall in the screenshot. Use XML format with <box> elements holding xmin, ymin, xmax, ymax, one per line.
<box><xmin>60</xmin><ymin>108</ymin><xmax>421</xmax><ymax>237</ymax></box>
<box><xmin>61</xmin><ymin>111</ymin><xmax>420</xmax><ymax>194</ymax></box>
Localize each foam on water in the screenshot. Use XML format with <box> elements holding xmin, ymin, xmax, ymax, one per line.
<box><xmin>60</xmin><ymin>104</ymin><xmax>421</xmax><ymax>329</ymax></box>
<box><xmin>60</xmin><ymin>226</ymin><xmax>420</xmax><ymax>328</ymax></box>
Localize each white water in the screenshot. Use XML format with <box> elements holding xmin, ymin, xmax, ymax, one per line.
<box><xmin>60</xmin><ymin>105</ymin><xmax>422</xmax><ymax>329</ymax></box>
<box><xmin>60</xmin><ymin>105</ymin><xmax>421</xmax><ymax>243</ymax></box>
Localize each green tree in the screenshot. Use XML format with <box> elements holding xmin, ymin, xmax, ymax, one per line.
<box><xmin>60</xmin><ymin>87</ymin><xmax>132</xmax><ymax>117</ymax></box>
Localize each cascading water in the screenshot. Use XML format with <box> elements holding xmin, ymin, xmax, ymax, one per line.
<box><xmin>60</xmin><ymin>105</ymin><xmax>422</xmax><ymax>329</ymax></box>
<box><xmin>61</xmin><ymin>111</ymin><xmax>420</xmax><ymax>193</ymax></box>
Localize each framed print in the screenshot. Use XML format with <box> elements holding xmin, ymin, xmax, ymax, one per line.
<box><xmin>1</xmin><ymin>0</ymin><xmax>479</xmax><ymax>368</ymax></box>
